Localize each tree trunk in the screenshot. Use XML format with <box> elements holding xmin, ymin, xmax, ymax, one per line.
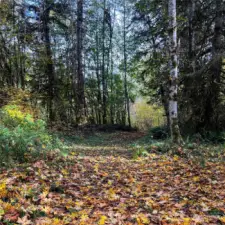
<box><xmin>109</xmin><ymin>9</ymin><xmax>116</xmax><ymax>125</ymax></box>
<box><xmin>209</xmin><ymin>0</ymin><xmax>223</xmax><ymax>130</ymax></box>
<box><xmin>76</xmin><ymin>0</ymin><xmax>85</xmax><ymax>123</ymax></box>
<box><xmin>123</xmin><ymin>0</ymin><xmax>131</xmax><ymax>127</ymax></box>
<box><xmin>42</xmin><ymin>1</ymin><xmax>55</xmax><ymax>122</ymax></box>
<box><xmin>102</xmin><ymin>0</ymin><xmax>107</xmax><ymax>124</ymax></box>
<box><xmin>95</xmin><ymin>30</ymin><xmax>102</xmax><ymax>124</ymax></box>
<box><xmin>188</xmin><ymin>0</ymin><xmax>196</xmax><ymax>72</ymax></box>
<box><xmin>168</xmin><ymin>0</ymin><xmax>182</xmax><ymax>144</ymax></box>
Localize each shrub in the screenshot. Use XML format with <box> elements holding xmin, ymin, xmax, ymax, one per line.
<box><xmin>149</xmin><ymin>126</ymin><xmax>168</xmax><ymax>140</ymax></box>
<box><xmin>133</xmin><ymin>146</ymin><xmax>149</xmax><ymax>159</ymax></box>
<box><xmin>201</xmin><ymin>131</ymin><xmax>225</xmax><ymax>144</ymax></box>
<box><xmin>0</xmin><ymin>105</ymin><xmax>61</xmax><ymax>166</ymax></box>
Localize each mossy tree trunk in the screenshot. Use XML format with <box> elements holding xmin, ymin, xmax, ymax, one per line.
<box><xmin>168</xmin><ymin>0</ymin><xmax>182</xmax><ymax>144</ymax></box>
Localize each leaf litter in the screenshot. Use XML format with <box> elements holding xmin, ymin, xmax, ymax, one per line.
<box><xmin>0</xmin><ymin>132</ymin><xmax>224</xmax><ymax>225</ymax></box>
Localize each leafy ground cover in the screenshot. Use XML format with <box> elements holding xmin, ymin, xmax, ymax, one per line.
<box><xmin>0</xmin><ymin>132</ymin><xmax>225</xmax><ymax>225</ymax></box>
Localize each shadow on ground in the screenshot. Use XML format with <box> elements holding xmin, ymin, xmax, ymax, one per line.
<box><xmin>65</xmin><ymin>131</ymin><xmax>146</xmax><ymax>159</ymax></box>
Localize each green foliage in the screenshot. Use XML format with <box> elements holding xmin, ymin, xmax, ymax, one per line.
<box><xmin>149</xmin><ymin>126</ymin><xmax>168</xmax><ymax>140</ymax></box>
<box><xmin>201</xmin><ymin>131</ymin><xmax>225</xmax><ymax>144</ymax></box>
<box><xmin>0</xmin><ymin>105</ymin><xmax>63</xmax><ymax>166</ymax></box>
<box><xmin>131</xmin><ymin>100</ymin><xmax>165</xmax><ymax>131</ymax></box>
<box><xmin>132</xmin><ymin>146</ymin><xmax>149</xmax><ymax>159</ymax></box>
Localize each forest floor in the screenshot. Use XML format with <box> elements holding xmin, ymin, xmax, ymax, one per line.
<box><xmin>0</xmin><ymin>131</ymin><xmax>225</xmax><ymax>225</ymax></box>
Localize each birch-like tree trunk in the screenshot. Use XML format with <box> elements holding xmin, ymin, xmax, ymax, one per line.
<box><xmin>168</xmin><ymin>0</ymin><xmax>182</xmax><ymax>144</ymax></box>
<box><xmin>101</xmin><ymin>0</ymin><xmax>107</xmax><ymax>124</ymax></box>
<box><xmin>123</xmin><ymin>0</ymin><xmax>131</xmax><ymax>127</ymax></box>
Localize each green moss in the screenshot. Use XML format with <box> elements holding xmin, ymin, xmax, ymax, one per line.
<box><xmin>171</xmin><ymin>118</ymin><xmax>183</xmax><ymax>144</ymax></box>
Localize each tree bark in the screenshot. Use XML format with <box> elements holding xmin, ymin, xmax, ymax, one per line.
<box><xmin>209</xmin><ymin>0</ymin><xmax>223</xmax><ymax>130</ymax></box>
<box><xmin>123</xmin><ymin>0</ymin><xmax>131</xmax><ymax>127</ymax></box>
<box><xmin>76</xmin><ymin>0</ymin><xmax>85</xmax><ymax>123</ymax></box>
<box><xmin>42</xmin><ymin>0</ymin><xmax>55</xmax><ymax>122</ymax></box>
<box><xmin>95</xmin><ymin>30</ymin><xmax>102</xmax><ymax>124</ymax></box>
<box><xmin>168</xmin><ymin>0</ymin><xmax>182</xmax><ymax>144</ymax></box>
<box><xmin>102</xmin><ymin>0</ymin><xmax>107</xmax><ymax>124</ymax></box>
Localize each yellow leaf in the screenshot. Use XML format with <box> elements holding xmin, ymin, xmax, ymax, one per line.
<box><xmin>62</xmin><ymin>169</ymin><xmax>69</xmax><ymax>176</ymax></box>
<box><xmin>137</xmin><ymin>214</ymin><xmax>149</xmax><ymax>224</ymax></box>
<box><xmin>193</xmin><ymin>176</ymin><xmax>200</xmax><ymax>182</ymax></box>
<box><xmin>108</xmin><ymin>188</ymin><xmax>117</xmax><ymax>200</ymax></box>
<box><xmin>173</xmin><ymin>155</ymin><xmax>179</xmax><ymax>161</ymax></box>
<box><xmin>0</xmin><ymin>207</ymin><xmax>4</xmax><ymax>216</ymax></box>
<box><xmin>183</xmin><ymin>218</ymin><xmax>191</xmax><ymax>225</ymax></box>
<box><xmin>0</xmin><ymin>181</ymin><xmax>7</xmax><ymax>198</ymax></box>
<box><xmin>136</xmin><ymin>217</ymin><xmax>143</xmax><ymax>225</ymax></box>
<box><xmin>80</xmin><ymin>214</ymin><xmax>88</xmax><ymax>221</ymax></box>
<box><xmin>52</xmin><ymin>218</ymin><xmax>63</xmax><ymax>225</ymax></box>
<box><xmin>98</xmin><ymin>215</ymin><xmax>107</xmax><ymax>225</ymax></box>
<box><xmin>219</xmin><ymin>217</ymin><xmax>225</xmax><ymax>224</ymax></box>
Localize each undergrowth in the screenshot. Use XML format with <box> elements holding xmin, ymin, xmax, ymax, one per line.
<box><xmin>0</xmin><ymin>105</ymin><xmax>65</xmax><ymax>167</ymax></box>
<box><xmin>131</xmin><ymin>127</ymin><xmax>225</xmax><ymax>165</ymax></box>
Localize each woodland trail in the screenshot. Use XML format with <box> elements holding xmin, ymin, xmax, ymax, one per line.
<box><xmin>68</xmin><ymin>131</ymin><xmax>146</xmax><ymax>159</ymax></box>
<box><xmin>0</xmin><ymin>131</ymin><xmax>225</xmax><ymax>225</ymax></box>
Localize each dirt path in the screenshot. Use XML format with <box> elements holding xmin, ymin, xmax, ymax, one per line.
<box><xmin>69</xmin><ymin>131</ymin><xmax>146</xmax><ymax>158</ymax></box>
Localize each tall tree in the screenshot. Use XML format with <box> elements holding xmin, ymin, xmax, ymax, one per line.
<box><xmin>123</xmin><ymin>0</ymin><xmax>131</xmax><ymax>127</ymax></box>
<box><xmin>76</xmin><ymin>0</ymin><xmax>85</xmax><ymax>122</ymax></box>
<box><xmin>168</xmin><ymin>0</ymin><xmax>182</xmax><ymax>143</ymax></box>
<box><xmin>102</xmin><ymin>0</ymin><xmax>107</xmax><ymax>124</ymax></box>
<box><xmin>42</xmin><ymin>0</ymin><xmax>56</xmax><ymax>122</ymax></box>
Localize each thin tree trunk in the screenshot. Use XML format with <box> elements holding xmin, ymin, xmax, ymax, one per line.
<box><xmin>76</xmin><ymin>0</ymin><xmax>85</xmax><ymax>123</ymax></box>
<box><xmin>110</xmin><ymin>9</ymin><xmax>115</xmax><ymax>125</ymax></box>
<box><xmin>168</xmin><ymin>0</ymin><xmax>182</xmax><ymax>144</ymax></box>
<box><xmin>123</xmin><ymin>0</ymin><xmax>131</xmax><ymax>127</ymax></box>
<box><xmin>210</xmin><ymin>0</ymin><xmax>223</xmax><ymax>130</ymax></box>
<box><xmin>42</xmin><ymin>1</ymin><xmax>55</xmax><ymax>122</ymax></box>
<box><xmin>102</xmin><ymin>0</ymin><xmax>107</xmax><ymax>124</ymax></box>
<box><xmin>95</xmin><ymin>30</ymin><xmax>102</xmax><ymax>124</ymax></box>
<box><xmin>188</xmin><ymin>0</ymin><xmax>196</xmax><ymax>72</ymax></box>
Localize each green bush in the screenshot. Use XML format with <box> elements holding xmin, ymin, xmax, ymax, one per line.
<box><xmin>201</xmin><ymin>131</ymin><xmax>225</xmax><ymax>144</ymax></box>
<box><xmin>0</xmin><ymin>105</ymin><xmax>62</xmax><ymax>166</ymax></box>
<box><xmin>149</xmin><ymin>126</ymin><xmax>168</xmax><ymax>140</ymax></box>
<box><xmin>133</xmin><ymin>146</ymin><xmax>149</xmax><ymax>159</ymax></box>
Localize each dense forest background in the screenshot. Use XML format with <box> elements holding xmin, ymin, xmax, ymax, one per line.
<box><xmin>1</xmin><ymin>0</ymin><xmax>225</xmax><ymax>135</ymax></box>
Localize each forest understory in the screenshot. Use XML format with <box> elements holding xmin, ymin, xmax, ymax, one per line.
<box><xmin>0</xmin><ymin>131</ymin><xmax>225</xmax><ymax>225</ymax></box>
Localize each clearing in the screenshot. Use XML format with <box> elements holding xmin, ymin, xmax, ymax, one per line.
<box><xmin>0</xmin><ymin>131</ymin><xmax>225</xmax><ymax>225</ymax></box>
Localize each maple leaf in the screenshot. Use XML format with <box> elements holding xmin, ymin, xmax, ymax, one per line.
<box><xmin>193</xmin><ymin>176</ymin><xmax>200</xmax><ymax>182</ymax></box>
<box><xmin>51</xmin><ymin>218</ymin><xmax>63</xmax><ymax>225</ymax></box>
<box><xmin>17</xmin><ymin>215</ymin><xmax>32</xmax><ymax>225</ymax></box>
<box><xmin>33</xmin><ymin>160</ymin><xmax>46</xmax><ymax>169</ymax></box>
<box><xmin>4</xmin><ymin>209</ymin><xmax>19</xmax><ymax>222</ymax></box>
<box><xmin>107</xmin><ymin>188</ymin><xmax>118</xmax><ymax>200</ymax></box>
<box><xmin>136</xmin><ymin>214</ymin><xmax>150</xmax><ymax>225</ymax></box>
<box><xmin>182</xmin><ymin>218</ymin><xmax>192</xmax><ymax>225</ymax></box>
<box><xmin>219</xmin><ymin>217</ymin><xmax>225</xmax><ymax>224</ymax></box>
<box><xmin>0</xmin><ymin>181</ymin><xmax>8</xmax><ymax>198</ymax></box>
<box><xmin>80</xmin><ymin>214</ymin><xmax>89</xmax><ymax>221</ymax></box>
<box><xmin>98</xmin><ymin>215</ymin><xmax>107</xmax><ymax>225</ymax></box>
